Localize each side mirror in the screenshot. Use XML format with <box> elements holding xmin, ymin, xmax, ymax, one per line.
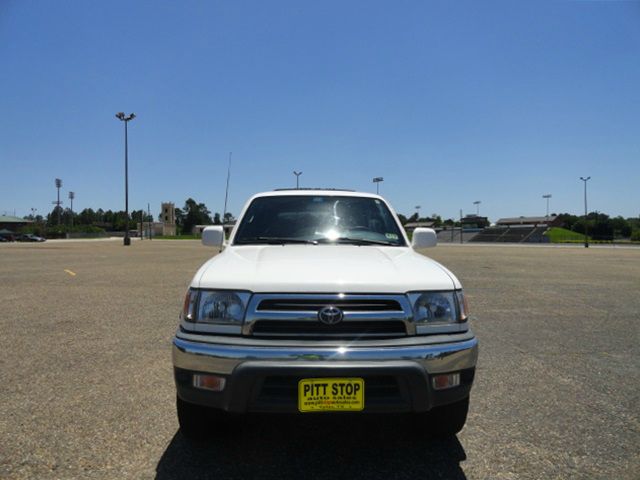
<box><xmin>411</xmin><ymin>228</ymin><xmax>437</xmax><ymax>249</ymax></box>
<box><xmin>202</xmin><ymin>226</ymin><xmax>225</xmax><ymax>248</ymax></box>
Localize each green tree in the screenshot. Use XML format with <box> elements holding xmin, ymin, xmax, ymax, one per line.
<box><xmin>181</xmin><ymin>198</ymin><xmax>213</xmax><ymax>233</ymax></box>
<box><xmin>78</xmin><ymin>208</ymin><xmax>96</xmax><ymax>225</ymax></box>
<box><xmin>46</xmin><ymin>206</ymin><xmax>64</xmax><ymax>226</ymax></box>
<box><xmin>557</xmin><ymin>213</ymin><xmax>580</xmax><ymax>230</ymax></box>
<box><xmin>610</xmin><ymin>216</ymin><xmax>631</xmax><ymax>237</ymax></box>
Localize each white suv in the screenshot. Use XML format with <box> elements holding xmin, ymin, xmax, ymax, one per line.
<box><xmin>173</xmin><ymin>189</ymin><xmax>478</xmax><ymax>438</ymax></box>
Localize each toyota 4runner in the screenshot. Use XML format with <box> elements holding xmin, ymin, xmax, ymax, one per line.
<box><xmin>173</xmin><ymin>189</ymin><xmax>478</xmax><ymax>438</ymax></box>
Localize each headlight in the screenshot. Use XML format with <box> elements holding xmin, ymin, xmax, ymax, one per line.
<box><xmin>182</xmin><ymin>289</ymin><xmax>250</xmax><ymax>324</ymax></box>
<box><xmin>408</xmin><ymin>291</ymin><xmax>466</xmax><ymax>324</ymax></box>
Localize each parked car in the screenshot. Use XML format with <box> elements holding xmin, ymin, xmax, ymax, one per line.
<box><xmin>173</xmin><ymin>189</ymin><xmax>478</xmax><ymax>439</ymax></box>
<box><xmin>16</xmin><ymin>234</ymin><xmax>46</xmax><ymax>242</ymax></box>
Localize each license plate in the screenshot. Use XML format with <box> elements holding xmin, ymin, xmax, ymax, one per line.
<box><xmin>298</xmin><ymin>378</ymin><xmax>365</xmax><ymax>412</ymax></box>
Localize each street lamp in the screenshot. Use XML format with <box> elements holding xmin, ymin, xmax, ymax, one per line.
<box><xmin>68</xmin><ymin>191</ymin><xmax>75</xmax><ymax>227</ymax></box>
<box><xmin>115</xmin><ymin>112</ymin><xmax>136</xmax><ymax>246</ymax></box>
<box><xmin>580</xmin><ymin>177</ymin><xmax>590</xmax><ymax>248</ymax></box>
<box><xmin>53</xmin><ymin>178</ymin><xmax>63</xmax><ymax>225</ymax></box>
<box><xmin>372</xmin><ymin>177</ymin><xmax>384</xmax><ymax>194</ymax></box>
<box><xmin>542</xmin><ymin>194</ymin><xmax>552</xmax><ymax>220</ymax></box>
<box><xmin>473</xmin><ymin>200</ymin><xmax>481</xmax><ymax>216</ymax></box>
<box><xmin>293</xmin><ymin>171</ymin><xmax>302</xmax><ymax>189</ymax></box>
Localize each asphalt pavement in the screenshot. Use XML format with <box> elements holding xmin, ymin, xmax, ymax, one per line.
<box><xmin>0</xmin><ymin>240</ymin><xmax>638</xmax><ymax>479</ymax></box>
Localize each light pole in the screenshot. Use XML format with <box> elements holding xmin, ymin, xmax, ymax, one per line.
<box><xmin>580</xmin><ymin>177</ymin><xmax>590</xmax><ymax>248</ymax></box>
<box><xmin>147</xmin><ymin>203</ymin><xmax>152</xmax><ymax>240</ymax></box>
<box><xmin>293</xmin><ymin>171</ymin><xmax>302</xmax><ymax>189</ymax></box>
<box><xmin>542</xmin><ymin>194</ymin><xmax>552</xmax><ymax>220</ymax></box>
<box><xmin>372</xmin><ymin>177</ymin><xmax>384</xmax><ymax>194</ymax></box>
<box><xmin>116</xmin><ymin>112</ymin><xmax>136</xmax><ymax>246</ymax></box>
<box><xmin>68</xmin><ymin>191</ymin><xmax>75</xmax><ymax>227</ymax></box>
<box><xmin>415</xmin><ymin>205</ymin><xmax>421</xmax><ymax>219</ymax></box>
<box><xmin>473</xmin><ymin>200</ymin><xmax>481</xmax><ymax>216</ymax></box>
<box><xmin>53</xmin><ymin>178</ymin><xmax>63</xmax><ymax>225</ymax></box>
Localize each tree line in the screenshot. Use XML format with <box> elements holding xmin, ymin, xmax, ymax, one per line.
<box><xmin>22</xmin><ymin>198</ymin><xmax>233</xmax><ymax>236</ymax></box>
<box><xmin>22</xmin><ymin>200</ymin><xmax>640</xmax><ymax>241</ymax></box>
<box><xmin>554</xmin><ymin>212</ymin><xmax>640</xmax><ymax>241</ymax></box>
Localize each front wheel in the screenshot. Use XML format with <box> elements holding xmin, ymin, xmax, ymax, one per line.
<box><xmin>419</xmin><ymin>396</ymin><xmax>469</xmax><ymax>437</ymax></box>
<box><xmin>176</xmin><ymin>396</ymin><xmax>232</xmax><ymax>440</ymax></box>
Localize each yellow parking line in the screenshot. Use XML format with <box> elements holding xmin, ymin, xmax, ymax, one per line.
<box><xmin>64</xmin><ymin>269</ymin><xmax>76</xmax><ymax>277</ymax></box>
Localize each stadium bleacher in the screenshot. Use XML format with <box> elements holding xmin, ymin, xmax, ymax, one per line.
<box><xmin>419</xmin><ymin>216</ymin><xmax>555</xmax><ymax>244</ymax></box>
<box><xmin>468</xmin><ymin>216</ymin><xmax>556</xmax><ymax>244</ymax></box>
<box><xmin>436</xmin><ymin>228</ymin><xmax>479</xmax><ymax>243</ymax></box>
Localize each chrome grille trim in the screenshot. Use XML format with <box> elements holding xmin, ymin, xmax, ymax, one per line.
<box><xmin>243</xmin><ymin>293</ymin><xmax>415</xmax><ymax>337</ymax></box>
<box><xmin>257</xmin><ymin>298</ymin><xmax>403</xmax><ymax>312</ymax></box>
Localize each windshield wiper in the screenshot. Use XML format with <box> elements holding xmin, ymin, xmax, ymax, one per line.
<box><xmin>316</xmin><ymin>237</ymin><xmax>396</xmax><ymax>246</ymax></box>
<box><xmin>235</xmin><ymin>237</ymin><xmax>318</xmax><ymax>245</ymax></box>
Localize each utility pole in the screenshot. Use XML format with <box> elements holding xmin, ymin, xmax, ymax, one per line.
<box><xmin>115</xmin><ymin>112</ymin><xmax>136</xmax><ymax>246</ymax></box>
<box><xmin>68</xmin><ymin>191</ymin><xmax>75</xmax><ymax>227</ymax></box>
<box><xmin>580</xmin><ymin>177</ymin><xmax>590</xmax><ymax>248</ymax></box>
<box><xmin>293</xmin><ymin>171</ymin><xmax>302</xmax><ymax>189</ymax></box>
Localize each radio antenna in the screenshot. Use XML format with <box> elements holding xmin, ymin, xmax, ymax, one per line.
<box><xmin>222</xmin><ymin>152</ymin><xmax>231</xmax><ymax>226</ymax></box>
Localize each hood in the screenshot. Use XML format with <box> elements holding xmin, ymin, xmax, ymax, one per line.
<box><xmin>194</xmin><ymin>245</ymin><xmax>459</xmax><ymax>293</ymax></box>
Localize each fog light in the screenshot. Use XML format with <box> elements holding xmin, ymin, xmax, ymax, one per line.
<box><xmin>432</xmin><ymin>373</ymin><xmax>460</xmax><ymax>390</ymax></box>
<box><xmin>193</xmin><ymin>374</ymin><xmax>226</xmax><ymax>392</ymax></box>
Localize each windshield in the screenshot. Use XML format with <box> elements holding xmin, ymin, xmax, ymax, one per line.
<box><xmin>233</xmin><ymin>195</ymin><xmax>406</xmax><ymax>246</ymax></box>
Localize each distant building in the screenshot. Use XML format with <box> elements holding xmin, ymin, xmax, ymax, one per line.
<box><xmin>0</xmin><ymin>215</ymin><xmax>32</xmax><ymax>232</ymax></box>
<box><xmin>193</xmin><ymin>222</ymin><xmax>235</xmax><ymax>237</ymax></box>
<box><xmin>161</xmin><ymin>202</ymin><xmax>176</xmax><ymax>236</ymax></box>
<box><xmin>137</xmin><ymin>221</ymin><xmax>164</xmax><ymax>238</ymax></box>
<box><xmin>404</xmin><ymin>221</ymin><xmax>435</xmax><ymax>234</ymax></box>
<box><xmin>461</xmin><ymin>215</ymin><xmax>490</xmax><ymax>229</ymax></box>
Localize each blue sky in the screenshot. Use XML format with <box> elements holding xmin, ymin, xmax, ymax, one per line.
<box><xmin>1</xmin><ymin>0</ymin><xmax>639</xmax><ymax>222</ymax></box>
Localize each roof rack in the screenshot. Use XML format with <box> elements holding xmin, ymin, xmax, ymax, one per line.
<box><xmin>273</xmin><ymin>188</ymin><xmax>356</xmax><ymax>192</ymax></box>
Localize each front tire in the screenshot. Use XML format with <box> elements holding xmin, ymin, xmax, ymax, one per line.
<box><xmin>421</xmin><ymin>396</ymin><xmax>470</xmax><ymax>437</ymax></box>
<box><xmin>177</xmin><ymin>396</ymin><xmax>211</xmax><ymax>440</ymax></box>
<box><xmin>176</xmin><ymin>396</ymin><xmax>233</xmax><ymax>440</ymax></box>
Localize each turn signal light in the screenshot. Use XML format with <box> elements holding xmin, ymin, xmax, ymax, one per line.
<box><xmin>193</xmin><ymin>374</ymin><xmax>226</xmax><ymax>392</ymax></box>
<box><xmin>432</xmin><ymin>373</ymin><xmax>461</xmax><ymax>390</ymax></box>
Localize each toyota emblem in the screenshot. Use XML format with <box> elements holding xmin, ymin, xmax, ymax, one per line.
<box><xmin>318</xmin><ymin>306</ymin><xmax>344</xmax><ymax>325</ymax></box>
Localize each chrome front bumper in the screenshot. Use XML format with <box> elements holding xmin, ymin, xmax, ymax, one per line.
<box><xmin>173</xmin><ymin>331</ymin><xmax>478</xmax><ymax>412</ymax></box>
<box><xmin>173</xmin><ymin>332</ymin><xmax>478</xmax><ymax>376</ymax></box>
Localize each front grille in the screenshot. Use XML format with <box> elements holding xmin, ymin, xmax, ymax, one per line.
<box><xmin>252</xmin><ymin>320</ymin><xmax>406</xmax><ymax>338</ymax></box>
<box><xmin>245</xmin><ymin>294</ymin><xmax>413</xmax><ymax>338</ymax></box>
<box><xmin>257</xmin><ymin>298</ymin><xmax>402</xmax><ymax>312</ymax></box>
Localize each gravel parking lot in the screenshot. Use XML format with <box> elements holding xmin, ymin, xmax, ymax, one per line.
<box><xmin>1</xmin><ymin>240</ymin><xmax>638</xmax><ymax>479</ymax></box>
